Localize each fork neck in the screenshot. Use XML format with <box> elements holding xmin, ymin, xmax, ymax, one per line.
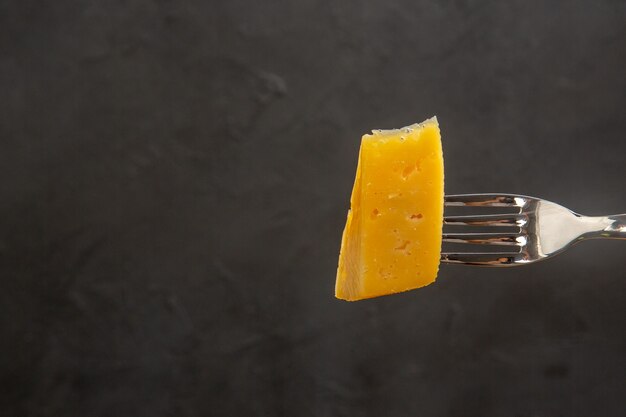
<box><xmin>582</xmin><ymin>214</ymin><xmax>626</xmax><ymax>240</ymax></box>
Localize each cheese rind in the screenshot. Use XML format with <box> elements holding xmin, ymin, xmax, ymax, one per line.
<box><xmin>336</xmin><ymin>117</ymin><xmax>444</xmax><ymax>301</ymax></box>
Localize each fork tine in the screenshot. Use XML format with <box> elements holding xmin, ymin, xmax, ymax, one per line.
<box><xmin>444</xmin><ymin>213</ymin><xmax>528</xmax><ymax>227</ymax></box>
<box><xmin>440</xmin><ymin>252</ymin><xmax>526</xmax><ymax>266</ymax></box>
<box><xmin>442</xmin><ymin>233</ymin><xmax>526</xmax><ymax>246</ymax></box>
<box><xmin>444</xmin><ymin>194</ymin><xmax>529</xmax><ymax>207</ymax></box>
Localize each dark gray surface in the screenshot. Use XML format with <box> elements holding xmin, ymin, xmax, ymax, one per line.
<box><xmin>1</xmin><ymin>1</ymin><xmax>625</xmax><ymax>416</ymax></box>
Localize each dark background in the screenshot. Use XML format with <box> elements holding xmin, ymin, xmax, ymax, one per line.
<box><xmin>1</xmin><ymin>1</ymin><xmax>625</xmax><ymax>416</ymax></box>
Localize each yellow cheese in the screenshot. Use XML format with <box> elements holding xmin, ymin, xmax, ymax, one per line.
<box><xmin>336</xmin><ymin>117</ymin><xmax>444</xmax><ymax>301</ymax></box>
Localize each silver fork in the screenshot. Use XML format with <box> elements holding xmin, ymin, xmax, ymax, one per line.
<box><xmin>440</xmin><ymin>194</ymin><xmax>626</xmax><ymax>266</ymax></box>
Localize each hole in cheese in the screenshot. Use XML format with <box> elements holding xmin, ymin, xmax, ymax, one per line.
<box><xmin>402</xmin><ymin>164</ymin><xmax>416</xmax><ymax>179</ymax></box>
<box><xmin>395</xmin><ymin>240</ymin><xmax>411</xmax><ymax>251</ymax></box>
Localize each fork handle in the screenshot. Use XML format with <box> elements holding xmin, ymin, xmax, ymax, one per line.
<box><xmin>587</xmin><ymin>214</ymin><xmax>626</xmax><ymax>240</ymax></box>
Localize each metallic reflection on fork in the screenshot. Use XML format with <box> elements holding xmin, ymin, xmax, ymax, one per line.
<box><xmin>441</xmin><ymin>194</ymin><xmax>626</xmax><ymax>266</ymax></box>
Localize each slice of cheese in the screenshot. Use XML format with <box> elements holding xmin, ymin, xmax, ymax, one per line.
<box><xmin>336</xmin><ymin>117</ymin><xmax>444</xmax><ymax>301</ymax></box>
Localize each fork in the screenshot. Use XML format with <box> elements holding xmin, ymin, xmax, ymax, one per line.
<box><xmin>440</xmin><ymin>194</ymin><xmax>626</xmax><ymax>266</ymax></box>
